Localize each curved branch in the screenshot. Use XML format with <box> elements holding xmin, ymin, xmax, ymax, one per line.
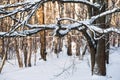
<box><xmin>90</xmin><ymin>7</ymin><xmax>120</xmax><ymax>23</ymax></box>
<box><xmin>26</xmin><ymin>0</ymin><xmax>100</xmax><ymax>9</ymax></box>
<box><xmin>54</xmin><ymin>0</ymin><xmax>100</xmax><ymax>9</ymax></box>
<box><xmin>89</xmin><ymin>25</ymin><xmax>120</xmax><ymax>34</ymax></box>
<box><xmin>0</xmin><ymin>1</ymin><xmax>35</xmax><ymax>9</ymax></box>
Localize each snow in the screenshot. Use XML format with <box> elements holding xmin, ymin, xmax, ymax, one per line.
<box><xmin>107</xmin><ymin>47</ymin><xmax>120</xmax><ymax>80</ymax></box>
<box><xmin>92</xmin><ymin>75</ymin><xmax>108</xmax><ymax>80</ymax></box>
<box><xmin>91</xmin><ymin>47</ymin><xmax>120</xmax><ymax>80</ymax></box>
<box><xmin>25</xmin><ymin>0</ymin><xmax>100</xmax><ymax>9</ymax></box>
<box><xmin>90</xmin><ymin>8</ymin><xmax>120</xmax><ymax>24</ymax></box>
<box><xmin>0</xmin><ymin>43</ymin><xmax>120</xmax><ymax>80</ymax></box>
<box><xmin>27</xmin><ymin>0</ymin><xmax>40</xmax><ymax>3</ymax></box>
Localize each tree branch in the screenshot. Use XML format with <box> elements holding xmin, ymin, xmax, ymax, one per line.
<box><xmin>90</xmin><ymin>7</ymin><xmax>120</xmax><ymax>23</ymax></box>
<box><xmin>0</xmin><ymin>0</ymin><xmax>120</xmax><ymax>37</ymax></box>
<box><xmin>0</xmin><ymin>28</ymin><xmax>41</xmax><ymax>37</ymax></box>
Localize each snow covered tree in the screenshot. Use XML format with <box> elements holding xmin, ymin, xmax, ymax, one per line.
<box><xmin>0</xmin><ymin>0</ymin><xmax>120</xmax><ymax>76</ymax></box>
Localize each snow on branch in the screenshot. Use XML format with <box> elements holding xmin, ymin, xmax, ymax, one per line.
<box><xmin>89</xmin><ymin>25</ymin><xmax>120</xmax><ymax>34</ymax></box>
<box><xmin>0</xmin><ymin>20</ymin><xmax>120</xmax><ymax>37</ymax></box>
<box><xmin>0</xmin><ymin>28</ymin><xmax>42</xmax><ymax>37</ymax></box>
<box><xmin>58</xmin><ymin>0</ymin><xmax>100</xmax><ymax>9</ymax></box>
<box><xmin>0</xmin><ymin>1</ymin><xmax>37</xmax><ymax>9</ymax></box>
<box><xmin>27</xmin><ymin>0</ymin><xmax>100</xmax><ymax>9</ymax></box>
<box><xmin>0</xmin><ymin>1</ymin><xmax>39</xmax><ymax>19</ymax></box>
<box><xmin>0</xmin><ymin>0</ymin><xmax>120</xmax><ymax>37</ymax></box>
<box><xmin>0</xmin><ymin>0</ymin><xmax>100</xmax><ymax>15</ymax></box>
<box><xmin>90</xmin><ymin>7</ymin><xmax>120</xmax><ymax>23</ymax></box>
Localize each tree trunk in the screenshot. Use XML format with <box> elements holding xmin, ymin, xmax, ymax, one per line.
<box><xmin>40</xmin><ymin>31</ymin><xmax>47</xmax><ymax>61</ymax></box>
<box><xmin>105</xmin><ymin>14</ymin><xmax>111</xmax><ymax>64</ymax></box>
<box><xmin>4</xmin><ymin>38</ymin><xmax>10</xmax><ymax>60</ymax></box>
<box><xmin>0</xmin><ymin>38</ymin><xmax>4</xmax><ymax>59</ymax></box>
<box><xmin>54</xmin><ymin>37</ymin><xmax>62</xmax><ymax>55</ymax></box>
<box><xmin>37</xmin><ymin>5</ymin><xmax>47</xmax><ymax>61</ymax></box>
<box><xmin>93</xmin><ymin>0</ymin><xmax>108</xmax><ymax>76</ymax></box>
<box><xmin>67</xmin><ymin>33</ymin><xmax>72</xmax><ymax>56</ymax></box>
<box><xmin>0</xmin><ymin>52</ymin><xmax>7</xmax><ymax>73</ymax></box>
<box><xmin>15</xmin><ymin>38</ymin><xmax>23</xmax><ymax>68</ymax></box>
<box><xmin>58</xmin><ymin>37</ymin><xmax>62</xmax><ymax>52</ymax></box>
<box><xmin>54</xmin><ymin>37</ymin><xmax>57</xmax><ymax>54</ymax></box>
<box><xmin>54</xmin><ymin>37</ymin><xmax>59</xmax><ymax>57</ymax></box>
<box><xmin>95</xmin><ymin>38</ymin><xmax>106</xmax><ymax>75</ymax></box>
<box><xmin>76</xmin><ymin>35</ymin><xmax>80</xmax><ymax>56</ymax></box>
<box><xmin>23</xmin><ymin>42</ymin><xmax>28</xmax><ymax>67</ymax></box>
<box><xmin>81</xmin><ymin>29</ymin><xmax>96</xmax><ymax>75</ymax></box>
<box><xmin>118</xmin><ymin>35</ymin><xmax>120</xmax><ymax>47</ymax></box>
<box><xmin>0</xmin><ymin>38</ymin><xmax>5</xmax><ymax>73</ymax></box>
<box><xmin>27</xmin><ymin>37</ymin><xmax>32</xmax><ymax>67</ymax></box>
<box><xmin>82</xmin><ymin>44</ymin><xmax>87</xmax><ymax>59</ymax></box>
<box><xmin>106</xmin><ymin>35</ymin><xmax>110</xmax><ymax>64</ymax></box>
<box><xmin>33</xmin><ymin>36</ymin><xmax>37</xmax><ymax>66</ymax></box>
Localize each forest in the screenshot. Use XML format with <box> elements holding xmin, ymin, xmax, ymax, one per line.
<box><xmin>0</xmin><ymin>0</ymin><xmax>120</xmax><ymax>80</ymax></box>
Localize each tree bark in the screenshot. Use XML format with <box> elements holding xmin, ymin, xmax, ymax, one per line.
<box><xmin>106</xmin><ymin>35</ymin><xmax>110</xmax><ymax>64</ymax></box>
<box><xmin>15</xmin><ymin>38</ymin><xmax>23</xmax><ymax>68</ymax></box>
<box><xmin>76</xmin><ymin>35</ymin><xmax>80</xmax><ymax>56</ymax></box>
<box><xmin>96</xmin><ymin>37</ymin><xmax>106</xmax><ymax>75</ymax></box>
<box><xmin>81</xmin><ymin>29</ymin><xmax>96</xmax><ymax>75</ymax></box>
<box><xmin>37</xmin><ymin>5</ymin><xmax>47</xmax><ymax>61</ymax></box>
<box><xmin>0</xmin><ymin>52</ymin><xmax>7</xmax><ymax>73</ymax></box>
<box><xmin>0</xmin><ymin>39</ymin><xmax>4</xmax><ymax>59</ymax></box>
<box><xmin>93</xmin><ymin>0</ymin><xmax>107</xmax><ymax>76</ymax></box>
<box><xmin>118</xmin><ymin>35</ymin><xmax>120</xmax><ymax>47</ymax></box>
<box><xmin>67</xmin><ymin>33</ymin><xmax>72</xmax><ymax>56</ymax></box>
<box><xmin>27</xmin><ymin>37</ymin><xmax>32</xmax><ymax>67</ymax></box>
<box><xmin>23</xmin><ymin>40</ymin><xmax>28</xmax><ymax>67</ymax></box>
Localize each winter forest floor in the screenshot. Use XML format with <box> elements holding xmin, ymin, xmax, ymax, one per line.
<box><xmin>0</xmin><ymin>44</ymin><xmax>120</xmax><ymax>80</ymax></box>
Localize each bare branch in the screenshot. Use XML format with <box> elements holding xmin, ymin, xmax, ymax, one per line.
<box><xmin>0</xmin><ymin>28</ymin><xmax>41</xmax><ymax>37</ymax></box>
<box><xmin>87</xmin><ymin>25</ymin><xmax>120</xmax><ymax>34</ymax></box>
<box><xmin>90</xmin><ymin>7</ymin><xmax>120</xmax><ymax>23</ymax></box>
<box><xmin>59</xmin><ymin>0</ymin><xmax>100</xmax><ymax>9</ymax></box>
<box><xmin>0</xmin><ymin>0</ymin><xmax>120</xmax><ymax>37</ymax></box>
<box><xmin>0</xmin><ymin>1</ymin><xmax>35</xmax><ymax>9</ymax></box>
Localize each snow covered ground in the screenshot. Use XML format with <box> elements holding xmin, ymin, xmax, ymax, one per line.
<box><xmin>0</xmin><ymin>45</ymin><xmax>120</xmax><ymax>80</ymax></box>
